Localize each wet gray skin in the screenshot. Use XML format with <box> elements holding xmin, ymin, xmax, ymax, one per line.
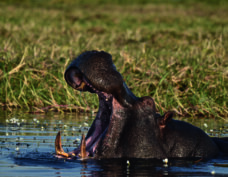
<box><xmin>56</xmin><ymin>50</ymin><xmax>228</xmax><ymax>159</ymax></box>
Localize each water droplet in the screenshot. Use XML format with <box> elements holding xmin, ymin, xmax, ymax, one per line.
<box><xmin>127</xmin><ymin>160</ymin><xmax>130</xmax><ymax>166</ymax></box>
<box><xmin>163</xmin><ymin>158</ymin><xmax>168</xmax><ymax>164</ymax></box>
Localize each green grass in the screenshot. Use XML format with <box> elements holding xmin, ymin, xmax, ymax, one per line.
<box><xmin>0</xmin><ymin>0</ymin><xmax>228</xmax><ymax>119</ymax></box>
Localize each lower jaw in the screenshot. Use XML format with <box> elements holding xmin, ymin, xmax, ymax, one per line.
<box><xmin>72</xmin><ymin>96</ymin><xmax>125</xmax><ymax>158</ymax></box>
<box><xmin>80</xmin><ymin>96</ymin><xmax>114</xmax><ymax>157</ymax></box>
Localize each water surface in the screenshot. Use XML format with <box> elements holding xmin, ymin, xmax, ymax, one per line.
<box><xmin>0</xmin><ymin>110</ymin><xmax>227</xmax><ymax>176</ymax></box>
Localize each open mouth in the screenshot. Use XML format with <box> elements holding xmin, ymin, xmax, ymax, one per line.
<box><xmin>55</xmin><ymin>69</ymin><xmax>114</xmax><ymax>159</ymax></box>
<box><xmin>55</xmin><ymin>50</ymin><xmax>139</xmax><ymax>159</ymax></box>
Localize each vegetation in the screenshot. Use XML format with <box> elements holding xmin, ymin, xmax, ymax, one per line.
<box><xmin>0</xmin><ymin>0</ymin><xmax>227</xmax><ymax>118</ymax></box>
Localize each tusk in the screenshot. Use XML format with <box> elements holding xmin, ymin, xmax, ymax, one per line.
<box><xmin>55</xmin><ymin>131</ymin><xmax>69</xmax><ymax>157</ymax></box>
<box><xmin>79</xmin><ymin>134</ymin><xmax>86</xmax><ymax>158</ymax></box>
<box><xmin>77</xmin><ymin>82</ymin><xmax>86</xmax><ymax>90</ymax></box>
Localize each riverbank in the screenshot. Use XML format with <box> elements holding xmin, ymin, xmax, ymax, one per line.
<box><xmin>0</xmin><ymin>0</ymin><xmax>227</xmax><ymax>118</ymax></box>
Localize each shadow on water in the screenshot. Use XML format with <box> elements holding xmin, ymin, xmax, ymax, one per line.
<box><xmin>0</xmin><ymin>110</ymin><xmax>227</xmax><ymax>176</ymax></box>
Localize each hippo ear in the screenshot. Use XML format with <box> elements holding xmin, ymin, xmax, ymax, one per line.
<box><xmin>159</xmin><ymin>111</ymin><xmax>174</xmax><ymax>128</ymax></box>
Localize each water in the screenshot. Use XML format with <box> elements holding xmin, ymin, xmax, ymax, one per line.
<box><xmin>0</xmin><ymin>110</ymin><xmax>227</xmax><ymax>176</ymax></box>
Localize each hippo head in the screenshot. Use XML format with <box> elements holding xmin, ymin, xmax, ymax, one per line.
<box><xmin>55</xmin><ymin>50</ymin><xmax>172</xmax><ymax>159</ymax></box>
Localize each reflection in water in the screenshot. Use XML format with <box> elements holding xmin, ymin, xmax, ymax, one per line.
<box><xmin>0</xmin><ymin>110</ymin><xmax>227</xmax><ymax>176</ymax></box>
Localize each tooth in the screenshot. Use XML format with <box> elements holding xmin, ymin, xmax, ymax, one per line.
<box><xmin>55</xmin><ymin>131</ymin><xmax>69</xmax><ymax>157</ymax></box>
<box><xmin>106</xmin><ymin>98</ymin><xmax>108</xmax><ymax>101</ymax></box>
<box><xmin>79</xmin><ymin>134</ymin><xmax>86</xmax><ymax>158</ymax></box>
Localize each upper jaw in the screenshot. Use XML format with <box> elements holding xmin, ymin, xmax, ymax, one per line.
<box><xmin>65</xmin><ymin>66</ymin><xmax>138</xmax><ymax>107</ymax></box>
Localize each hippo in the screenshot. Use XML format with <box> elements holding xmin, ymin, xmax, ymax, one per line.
<box><xmin>55</xmin><ymin>50</ymin><xmax>228</xmax><ymax>159</ymax></box>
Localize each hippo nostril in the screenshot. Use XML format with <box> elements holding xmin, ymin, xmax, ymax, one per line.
<box><xmin>65</xmin><ymin>67</ymin><xmax>85</xmax><ymax>89</ymax></box>
<box><xmin>72</xmin><ymin>74</ymin><xmax>82</xmax><ymax>87</ymax></box>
